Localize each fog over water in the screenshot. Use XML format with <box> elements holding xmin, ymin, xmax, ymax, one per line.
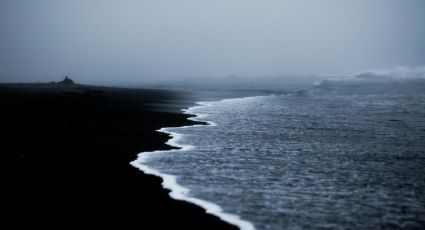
<box><xmin>3</xmin><ymin>2</ymin><xmax>425</xmax><ymax>229</ymax></box>
<box><xmin>1</xmin><ymin>0</ymin><xmax>425</xmax><ymax>84</ymax></box>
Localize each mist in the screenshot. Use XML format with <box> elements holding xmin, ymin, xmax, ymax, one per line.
<box><xmin>1</xmin><ymin>0</ymin><xmax>425</xmax><ymax>85</ymax></box>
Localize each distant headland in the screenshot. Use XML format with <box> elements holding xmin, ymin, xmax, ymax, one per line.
<box><xmin>50</xmin><ymin>76</ymin><xmax>74</xmax><ymax>84</ymax></box>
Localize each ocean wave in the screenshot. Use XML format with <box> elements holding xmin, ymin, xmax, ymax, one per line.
<box><xmin>353</xmin><ymin>66</ymin><xmax>425</xmax><ymax>80</ymax></box>
<box><xmin>317</xmin><ymin>66</ymin><xmax>425</xmax><ymax>84</ymax></box>
<box><xmin>130</xmin><ymin>100</ymin><xmax>257</xmax><ymax>230</ymax></box>
<box><xmin>313</xmin><ymin>66</ymin><xmax>425</xmax><ymax>94</ymax></box>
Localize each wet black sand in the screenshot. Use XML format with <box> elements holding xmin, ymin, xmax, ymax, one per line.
<box><xmin>2</xmin><ymin>83</ymin><xmax>237</xmax><ymax>229</ymax></box>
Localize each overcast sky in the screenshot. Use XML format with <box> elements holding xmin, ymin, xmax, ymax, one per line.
<box><xmin>1</xmin><ymin>0</ymin><xmax>424</xmax><ymax>84</ymax></box>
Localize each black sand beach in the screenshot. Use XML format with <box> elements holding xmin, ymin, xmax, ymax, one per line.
<box><xmin>2</xmin><ymin>83</ymin><xmax>237</xmax><ymax>229</ymax></box>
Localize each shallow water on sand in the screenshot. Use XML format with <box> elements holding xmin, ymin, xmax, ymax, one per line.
<box><xmin>142</xmin><ymin>88</ymin><xmax>425</xmax><ymax>229</ymax></box>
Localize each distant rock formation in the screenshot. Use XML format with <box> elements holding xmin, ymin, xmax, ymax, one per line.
<box><xmin>59</xmin><ymin>76</ymin><xmax>74</xmax><ymax>84</ymax></box>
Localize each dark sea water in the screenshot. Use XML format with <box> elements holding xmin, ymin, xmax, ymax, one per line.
<box><xmin>134</xmin><ymin>79</ymin><xmax>425</xmax><ymax>229</ymax></box>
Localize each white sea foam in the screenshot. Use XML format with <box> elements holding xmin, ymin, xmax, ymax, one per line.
<box><xmin>130</xmin><ymin>99</ymin><xmax>257</xmax><ymax>230</ymax></box>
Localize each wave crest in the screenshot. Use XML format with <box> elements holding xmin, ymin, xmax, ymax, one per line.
<box><xmin>314</xmin><ymin>66</ymin><xmax>425</xmax><ymax>94</ymax></box>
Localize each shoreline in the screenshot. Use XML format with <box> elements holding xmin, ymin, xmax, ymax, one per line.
<box><xmin>132</xmin><ymin>98</ymin><xmax>271</xmax><ymax>230</ymax></box>
<box><xmin>3</xmin><ymin>83</ymin><xmax>239</xmax><ymax>229</ymax></box>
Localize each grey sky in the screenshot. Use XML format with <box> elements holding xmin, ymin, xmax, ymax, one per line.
<box><xmin>1</xmin><ymin>0</ymin><xmax>425</xmax><ymax>84</ymax></box>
